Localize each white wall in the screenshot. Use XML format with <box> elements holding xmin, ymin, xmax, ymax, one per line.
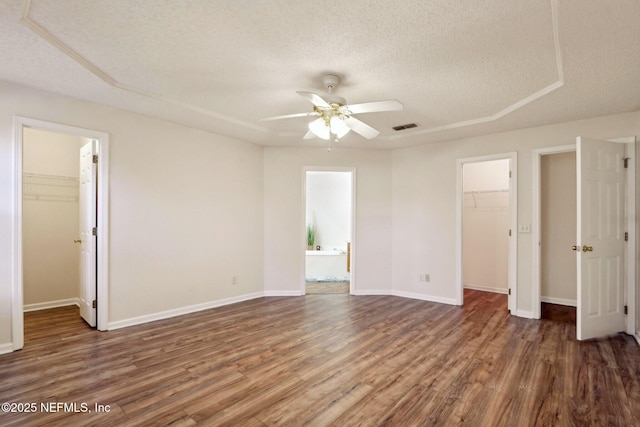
<box><xmin>22</xmin><ymin>128</ymin><xmax>85</xmax><ymax>308</ymax></box>
<box><xmin>392</xmin><ymin>111</ymin><xmax>640</xmax><ymax>314</ymax></box>
<box><xmin>305</xmin><ymin>171</ymin><xmax>351</xmax><ymax>250</ymax></box>
<box><xmin>541</xmin><ymin>151</ymin><xmax>577</xmax><ymax>305</ymax></box>
<box><xmin>2</xmin><ymin>80</ymin><xmax>639</xmax><ymax>350</ymax></box>
<box><xmin>463</xmin><ymin>160</ymin><xmax>510</xmax><ymax>292</ymax></box>
<box><xmin>0</xmin><ymin>81</ymin><xmax>264</xmax><ymax>346</ymax></box>
<box><xmin>264</xmin><ymin>148</ymin><xmax>392</xmax><ymax>295</ymax></box>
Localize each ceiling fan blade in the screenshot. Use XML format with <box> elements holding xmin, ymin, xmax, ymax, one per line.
<box><xmin>344</xmin><ymin>116</ymin><xmax>380</xmax><ymax>139</ymax></box>
<box><xmin>260</xmin><ymin>112</ymin><xmax>317</xmax><ymax>121</ymax></box>
<box><xmin>345</xmin><ymin>100</ymin><xmax>403</xmax><ymax>115</ymax></box>
<box><xmin>303</xmin><ymin>130</ymin><xmax>316</xmax><ymax>139</ymax></box>
<box><xmin>297</xmin><ymin>91</ymin><xmax>331</xmax><ymax>108</ymax></box>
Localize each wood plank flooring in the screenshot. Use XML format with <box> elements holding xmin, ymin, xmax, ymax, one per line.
<box><xmin>1</xmin><ymin>290</ymin><xmax>639</xmax><ymax>426</ymax></box>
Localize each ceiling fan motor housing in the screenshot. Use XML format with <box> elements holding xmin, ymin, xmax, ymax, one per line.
<box><xmin>322</xmin><ymin>74</ymin><xmax>341</xmax><ymax>90</ymax></box>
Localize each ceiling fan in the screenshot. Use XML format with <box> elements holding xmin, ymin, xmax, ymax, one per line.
<box><xmin>261</xmin><ymin>74</ymin><xmax>403</xmax><ymax>144</ymax></box>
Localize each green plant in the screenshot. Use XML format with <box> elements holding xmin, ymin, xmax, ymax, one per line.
<box><xmin>306</xmin><ymin>225</ymin><xmax>315</xmax><ymax>247</ymax></box>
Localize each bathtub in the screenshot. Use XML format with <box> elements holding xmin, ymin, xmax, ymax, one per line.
<box><xmin>305</xmin><ymin>249</ymin><xmax>349</xmax><ymax>281</ymax></box>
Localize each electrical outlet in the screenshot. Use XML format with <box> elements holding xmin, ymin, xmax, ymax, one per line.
<box><xmin>519</xmin><ymin>224</ymin><xmax>531</xmax><ymax>233</ymax></box>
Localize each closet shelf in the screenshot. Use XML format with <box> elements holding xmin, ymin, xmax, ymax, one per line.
<box><xmin>23</xmin><ymin>172</ymin><xmax>79</xmax><ymax>202</ymax></box>
<box><xmin>463</xmin><ymin>189</ymin><xmax>509</xmax><ymax>209</ymax></box>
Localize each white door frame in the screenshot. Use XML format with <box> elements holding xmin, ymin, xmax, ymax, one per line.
<box><xmin>455</xmin><ymin>152</ymin><xmax>518</xmax><ymax>312</ymax></box>
<box><xmin>12</xmin><ymin>116</ymin><xmax>110</xmax><ymax>350</ymax></box>
<box><xmin>532</xmin><ymin>137</ymin><xmax>635</xmax><ymax>336</ymax></box>
<box><xmin>301</xmin><ymin>167</ymin><xmax>356</xmax><ymax>295</ymax></box>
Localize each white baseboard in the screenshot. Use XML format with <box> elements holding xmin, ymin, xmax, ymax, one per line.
<box><xmin>108</xmin><ymin>292</ymin><xmax>264</xmax><ymax>330</ymax></box>
<box><xmin>392</xmin><ymin>290</ymin><xmax>457</xmax><ymax>306</ymax></box>
<box><xmin>541</xmin><ymin>296</ymin><xmax>577</xmax><ymax>307</ymax></box>
<box><xmin>24</xmin><ymin>298</ymin><xmax>79</xmax><ymax>312</ymax></box>
<box><xmin>0</xmin><ymin>342</ymin><xmax>14</xmax><ymax>355</ymax></box>
<box><xmin>635</xmin><ymin>334</ymin><xmax>640</xmax><ymax>346</ymax></box>
<box><xmin>464</xmin><ymin>284</ymin><xmax>508</xmax><ymax>294</ymax></box>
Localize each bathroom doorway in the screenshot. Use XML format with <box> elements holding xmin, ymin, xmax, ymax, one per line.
<box><xmin>303</xmin><ymin>169</ymin><xmax>355</xmax><ymax>294</ymax></box>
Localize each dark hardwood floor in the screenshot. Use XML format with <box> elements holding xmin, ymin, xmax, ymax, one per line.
<box><xmin>1</xmin><ymin>290</ymin><xmax>639</xmax><ymax>426</ymax></box>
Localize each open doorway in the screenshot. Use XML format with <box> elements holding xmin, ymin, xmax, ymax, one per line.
<box><xmin>536</xmin><ymin>149</ymin><xmax>578</xmax><ymax>325</ymax></box>
<box><xmin>12</xmin><ymin>117</ymin><xmax>110</xmax><ymax>351</ymax></box>
<box><xmin>456</xmin><ymin>153</ymin><xmax>517</xmax><ymax>313</ymax></box>
<box><xmin>462</xmin><ymin>159</ymin><xmax>510</xmax><ymax>300</ymax></box>
<box><xmin>540</xmin><ymin>151</ymin><xmax>577</xmax><ymax>307</ymax></box>
<box><xmin>22</xmin><ymin>128</ymin><xmax>85</xmax><ymax>313</ymax></box>
<box><xmin>303</xmin><ymin>169</ymin><xmax>354</xmax><ymax>294</ymax></box>
<box><xmin>532</xmin><ymin>138</ymin><xmax>636</xmax><ymax>341</ymax></box>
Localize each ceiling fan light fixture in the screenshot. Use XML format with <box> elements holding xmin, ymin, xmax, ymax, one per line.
<box><xmin>263</xmin><ymin>73</ymin><xmax>403</xmax><ymax>147</ymax></box>
<box><xmin>330</xmin><ymin>116</ymin><xmax>350</xmax><ymax>138</ymax></box>
<box><xmin>309</xmin><ymin>118</ymin><xmax>330</xmax><ymax>140</ymax></box>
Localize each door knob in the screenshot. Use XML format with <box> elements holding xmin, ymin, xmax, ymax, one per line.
<box><xmin>74</xmin><ymin>239</ymin><xmax>82</xmax><ymax>244</ymax></box>
<box><xmin>582</xmin><ymin>245</ymin><xmax>593</xmax><ymax>252</ymax></box>
<box><xmin>571</xmin><ymin>245</ymin><xmax>580</xmax><ymax>251</ymax></box>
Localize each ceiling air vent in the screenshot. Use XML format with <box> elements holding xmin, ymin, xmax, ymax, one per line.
<box><xmin>392</xmin><ymin>123</ymin><xmax>418</xmax><ymax>131</ymax></box>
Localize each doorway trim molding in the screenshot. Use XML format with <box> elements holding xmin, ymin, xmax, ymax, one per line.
<box><xmin>456</xmin><ymin>152</ymin><xmax>518</xmax><ymax>314</ymax></box>
<box><xmin>301</xmin><ymin>166</ymin><xmax>356</xmax><ymax>295</ymax></box>
<box><xmin>12</xmin><ymin>116</ymin><xmax>110</xmax><ymax>351</ymax></box>
<box><xmin>532</xmin><ymin>137</ymin><xmax>635</xmax><ymax>335</ymax></box>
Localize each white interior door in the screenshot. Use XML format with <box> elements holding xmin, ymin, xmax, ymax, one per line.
<box><xmin>576</xmin><ymin>137</ymin><xmax>626</xmax><ymax>340</ymax></box>
<box><xmin>79</xmin><ymin>140</ymin><xmax>97</xmax><ymax>327</ymax></box>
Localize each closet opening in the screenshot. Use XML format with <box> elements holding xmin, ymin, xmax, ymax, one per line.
<box><xmin>456</xmin><ymin>153</ymin><xmax>517</xmax><ymax>313</ymax></box>
<box><xmin>12</xmin><ymin>117</ymin><xmax>110</xmax><ymax>351</ymax></box>
<box><xmin>22</xmin><ymin>128</ymin><xmax>86</xmax><ymax>318</ymax></box>
<box><xmin>540</xmin><ymin>151</ymin><xmax>577</xmax><ymax>312</ymax></box>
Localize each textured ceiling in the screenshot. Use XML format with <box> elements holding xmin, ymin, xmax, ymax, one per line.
<box><xmin>0</xmin><ymin>0</ymin><xmax>639</xmax><ymax>149</ymax></box>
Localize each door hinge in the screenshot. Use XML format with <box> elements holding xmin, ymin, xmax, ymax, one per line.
<box><xmin>509</xmin><ymin>171</ymin><xmax>512</xmax><ymax>178</ymax></box>
<box><xmin>508</xmin><ymin>229</ymin><xmax>512</xmax><ymax>237</ymax></box>
<box><xmin>93</xmin><ymin>154</ymin><xmax>98</xmax><ymax>164</ymax></box>
<box><xmin>623</xmin><ymin>157</ymin><xmax>630</xmax><ymax>168</ymax></box>
<box><xmin>92</xmin><ymin>300</ymin><xmax>97</xmax><ymax>309</ymax></box>
<box><xmin>625</xmin><ymin>232</ymin><xmax>629</xmax><ymax>241</ymax></box>
<box><xmin>624</xmin><ymin>305</ymin><xmax>628</xmax><ymax>315</ymax></box>
<box><xmin>508</xmin><ymin>288</ymin><xmax>511</xmax><ymax>296</ymax></box>
<box><xmin>92</xmin><ymin>227</ymin><xmax>97</xmax><ymax>236</ymax></box>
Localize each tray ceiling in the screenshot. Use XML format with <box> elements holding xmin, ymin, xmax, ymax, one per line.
<box><xmin>0</xmin><ymin>0</ymin><xmax>639</xmax><ymax>148</ymax></box>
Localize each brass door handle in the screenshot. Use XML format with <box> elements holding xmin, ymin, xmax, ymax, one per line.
<box><xmin>571</xmin><ymin>245</ymin><xmax>580</xmax><ymax>251</ymax></box>
<box><xmin>582</xmin><ymin>245</ymin><xmax>593</xmax><ymax>252</ymax></box>
<box><xmin>74</xmin><ymin>239</ymin><xmax>82</xmax><ymax>244</ymax></box>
